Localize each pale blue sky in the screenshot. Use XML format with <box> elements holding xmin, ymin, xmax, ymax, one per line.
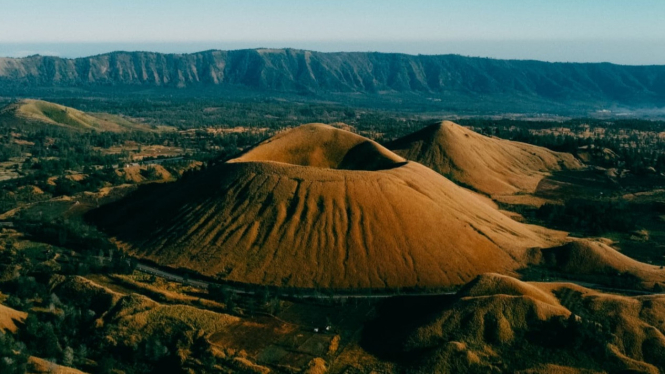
<box><xmin>1</xmin><ymin>0</ymin><xmax>664</xmax><ymax>64</ymax></box>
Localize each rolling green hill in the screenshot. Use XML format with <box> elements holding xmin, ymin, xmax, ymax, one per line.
<box><xmin>0</xmin><ymin>99</ymin><xmax>155</xmax><ymax>132</ymax></box>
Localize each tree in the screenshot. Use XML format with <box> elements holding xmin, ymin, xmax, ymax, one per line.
<box><xmin>145</xmin><ymin>335</ymin><xmax>168</xmax><ymax>362</ymax></box>
<box><xmin>58</xmin><ymin>228</ymin><xmax>68</xmax><ymax>246</ymax></box>
<box><xmin>41</xmin><ymin>322</ymin><xmax>62</xmax><ymax>359</ymax></box>
<box><xmin>62</xmin><ymin>346</ymin><xmax>75</xmax><ymax>367</ymax></box>
<box><xmin>98</xmin><ymin>356</ymin><xmax>116</xmax><ymax>374</ymax></box>
<box><xmin>258</xmin><ymin>286</ymin><xmax>270</xmax><ymax>306</ymax></box>
<box><xmin>141</xmin><ymin>166</ymin><xmax>160</xmax><ymax>180</ymax></box>
<box><xmin>0</xmin><ymin>332</ymin><xmax>28</xmax><ymax>374</ymax></box>
<box><xmin>76</xmin><ymin>345</ymin><xmax>88</xmax><ymax>366</ymax></box>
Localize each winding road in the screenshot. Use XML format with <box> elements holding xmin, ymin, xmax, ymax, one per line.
<box><xmin>135</xmin><ymin>263</ymin><xmax>662</xmax><ymax>299</ymax></box>
<box><xmin>136</xmin><ymin>263</ymin><xmax>458</xmax><ymax>299</ymax></box>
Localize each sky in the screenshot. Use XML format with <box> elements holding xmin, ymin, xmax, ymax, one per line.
<box><xmin>0</xmin><ymin>0</ymin><xmax>664</xmax><ymax>65</ymax></box>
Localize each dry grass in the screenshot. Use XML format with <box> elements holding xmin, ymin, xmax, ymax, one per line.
<box><xmin>210</xmin><ymin>316</ymin><xmax>299</xmax><ymax>362</ymax></box>
<box><xmin>105</xmin><ymin>294</ymin><xmax>239</xmax><ymax>347</ymax></box>
<box><xmin>493</xmin><ymin>194</ymin><xmax>558</xmax><ymax>208</ymax></box>
<box><xmin>0</xmin><ymin>303</ymin><xmax>27</xmax><ymax>333</ymax></box>
<box><xmin>2</xmin><ymin>99</ymin><xmax>153</xmax><ymax>133</ymax></box>
<box><xmin>51</xmin><ymin>275</ymin><xmax>124</xmax><ymax>313</ymax></box>
<box><xmin>93</xmin><ymin>123</ymin><xmax>567</xmax><ymax>289</ymax></box>
<box><xmin>18</xmin><ymin>185</ymin><xmax>44</xmax><ymax>195</ymax></box>
<box><xmin>116</xmin><ymin>164</ymin><xmax>173</xmax><ymax>183</ymax></box>
<box><xmin>330</xmin><ymin>341</ymin><xmax>397</xmax><ymax>373</ymax></box>
<box><xmin>575</xmin><ymin>146</ymin><xmax>619</xmax><ymax>165</ymax></box>
<box><xmin>95</xmin><ymin>144</ymin><xmax>184</xmax><ymax>159</ymax></box>
<box><xmin>200</xmin><ymin>126</ymin><xmax>271</xmax><ymax>135</ymax></box>
<box><xmin>233</xmin><ymin>123</ymin><xmax>405</xmax><ymax>171</ymax></box>
<box><xmin>28</xmin><ymin>357</ymin><xmax>87</xmax><ymax>374</ymax></box>
<box><xmin>302</xmin><ymin>357</ymin><xmax>328</xmax><ymax>374</ymax></box>
<box><xmin>397</xmin><ymin>273</ymin><xmax>665</xmax><ymax>373</ymax></box>
<box><xmin>230</xmin><ymin>356</ymin><xmax>271</xmax><ymax>374</ymax></box>
<box><xmin>459</xmin><ymin>272</ymin><xmax>561</xmax><ymax>306</ymax></box>
<box><xmin>516</xmin><ymin>364</ymin><xmax>603</xmax><ymax>373</ymax></box>
<box><xmin>65</xmin><ymin>174</ymin><xmax>86</xmax><ymax>182</ymax></box>
<box><xmin>108</xmin><ymin>274</ymin><xmax>223</xmax><ymax>310</ymax></box>
<box><xmin>407</xmin><ymin>281</ymin><xmax>570</xmax><ymax>351</ymax></box>
<box><xmin>540</xmin><ymin>239</ymin><xmax>665</xmax><ymax>289</ymax></box>
<box><xmin>0</xmin><ymin>182</ymin><xmax>138</xmax><ymax>222</ymax></box>
<box><xmin>389</xmin><ymin>121</ymin><xmax>583</xmax><ymax>197</ymax></box>
<box><xmin>82</xmin><ymin>184</ymin><xmax>137</xmax><ymax>200</ymax></box>
<box><xmin>327</xmin><ymin>335</ymin><xmax>340</xmax><ymax>356</ymax></box>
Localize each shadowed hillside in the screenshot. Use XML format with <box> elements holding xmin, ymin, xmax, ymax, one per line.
<box><xmin>539</xmin><ymin>239</ymin><xmax>665</xmax><ymax>289</ymax></box>
<box><xmin>389</xmin><ymin>121</ymin><xmax>583</xmax><ymax>197</ymax></box>
<box><xmin>88</xmin><ymin>124</ymin><xmax>566</xmax><ymax>289</ymax></box>
<box><xmin>364</xmin><ymin>273</ymin><xmax>665</xmax><ymax>373</ymax></box>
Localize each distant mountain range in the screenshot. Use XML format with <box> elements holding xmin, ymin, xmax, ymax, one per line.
<box><xmin>1</xmin><ymin>48</ymin><xmax>665</xmax><ymax>111</ymax></box>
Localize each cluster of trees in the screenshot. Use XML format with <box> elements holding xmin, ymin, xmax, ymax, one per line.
<box><xmin>40</xmin><ymin>97</ymin><xmax>435</xmax><ymax>143</ymax></box>
<box><xmin>208</xmin><ymin>283</ymin><xmax>281</xmax><ymax>316</ymax></box>
<box><xmin>536</xmin><ymin>199</ymin><xmax>635</xmax><ymax>235</ymax></box>
<box><xmin>0</xmin><ymin>143</ymin><xmax>22</xmax><ymax>162</ymax></box>
<box><xmin>0</xmin><ymin>270</ymin><xmax>101</xmax><ymax>371</ymax></box>
<box><xmin>10</xmin><ymin>217</ymin><xmax>137</xmax><ymax>278</ymax></box>
<box><xmin>0</xmin><ymin>276</ymin><xmax>198</xmax><ymax>373</ymax></box>
<box><xmin>0</xmin><ymin>272</ymin><xmax>229</xmax><ymax>373</ymax></box>
<box><xmin>526</xmin><ymin>313</ymin><xmax>614</xmax><ymax>367</ymax></box>
<box><xmin>0</xmin><ymin>331</ymin><xmax>29</xmax><ymax>374</ymax></box>
<box><xmin>57</xmin><ymin>97</ymin><xmax>364</xmax><ymax>130</ymax></box>
<box><xmin>0</xmin><ymin>221</ymin><xmax>208</xmax><ymax>373</ymax></box>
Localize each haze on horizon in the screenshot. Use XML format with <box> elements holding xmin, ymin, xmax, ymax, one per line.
<box><xmin>0</xmin><ymin>0</ymin><xmax>664</xmax><ymax>65</ymax></box>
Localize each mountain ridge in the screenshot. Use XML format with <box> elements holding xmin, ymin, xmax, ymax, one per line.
<box><xmin>2</xmin><ymin>49</ymin><xmax>665</xmax><ymax>108</ymax></box>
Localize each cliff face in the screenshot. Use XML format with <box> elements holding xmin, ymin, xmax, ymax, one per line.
<box><xmin>1</xmin><ymin>48</ymin><xmax>665</xmax><ymax>105</ymax></box>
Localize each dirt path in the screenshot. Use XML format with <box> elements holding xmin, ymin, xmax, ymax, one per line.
<box><xmin>135</xmin><ymin>263</ymin><xmax>663</xmax><ymax>299</ymax></box>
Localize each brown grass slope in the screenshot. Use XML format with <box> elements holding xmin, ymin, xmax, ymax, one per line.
<box><xmin>116</xmin><ymin>164</ymin><xmax>174</xmax><ymax>183</ymax></box>
<box><xmin>371</xmin><ymin>273</ymin><xmax>665</xmax><ymax>373</ymax></box>
<box><xmin>540</xmin><ymin>239</ymin><xmax>665</xmax><ymax>289</ymax></box>
<box><xmin>0</xmin><ymin>99</ymin><xmax>152</xmax><ymax>132</ymax></box>
<box><xmin>50</xmin><ymin>275</ymin><xmax>124</xmax><ymax>314</ymax></box>
<box><xmin>90</xmin><ymin>123</ymin><xmax>565</xmax><ymax>289</ymax></box>
<box><xmin>388</xmin><ymin>121</ymin><xmax>583</xmax><ymax>197</ymax></box>
<box><xmin>103</xmin><ymin>293</ymin><xmax>239</xmax><ymax>347</ymax></box>
<box><xmin>28</xmin><ymin>356</ymin><xmax>88</xmax><ymax>374</ymax></box>
<box><xmin>0</xmin><ymin>302</ymin><xmax>27</xmax><ymax>333</ymax></box>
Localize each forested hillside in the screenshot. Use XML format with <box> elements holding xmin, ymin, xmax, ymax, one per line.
<box><xmin>2</xmin><ymin>49</ymin><xmax>665</xmax><ymax>111</ymax></box>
